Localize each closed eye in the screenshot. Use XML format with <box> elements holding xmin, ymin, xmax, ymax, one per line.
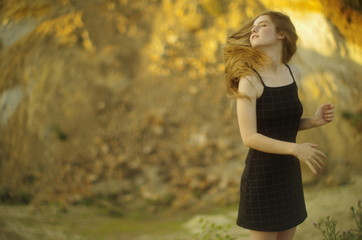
<box><xmin>251</xmin><ymin>21</ymin><xmax>269</xmax><ymax>32</ymax></box>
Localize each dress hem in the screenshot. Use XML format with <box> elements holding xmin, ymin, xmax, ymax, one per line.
<box><xmin>236</xmin><ymin>214</ymin><xmax>307</xmax><ymax>232</ymax></box>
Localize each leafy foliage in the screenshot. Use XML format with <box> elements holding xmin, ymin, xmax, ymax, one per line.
<box><xmin>192</xmin><ymin>218</ymin><xmax>236</xmax><ymax>240</ymax></box>
<box><xmin>314</xmin><ymin>201</ymin><xmax>362</xmax><ymax>240</ymax></box>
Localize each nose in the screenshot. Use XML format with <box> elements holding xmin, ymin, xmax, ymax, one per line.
<box><xmin>251</xmin><ymin>25</ymin><xmax>258</xmax><ymax>33</ymax></box>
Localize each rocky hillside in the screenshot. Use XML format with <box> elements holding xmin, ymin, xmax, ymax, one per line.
<box><xmin>0</xmin><ymin>0</ymin><xmax>361</xmax><ymax>210</ymax></box>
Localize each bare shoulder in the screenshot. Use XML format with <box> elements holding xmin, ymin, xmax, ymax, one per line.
<box><xmin>238</xmin><ymin>75</ymin><xmax>263</xmax><ymax>99</ymax></box>
<box><xmin>287</xmin><ymin>63</ymin><xmax>301</xmax><ymax>84</ymax></box>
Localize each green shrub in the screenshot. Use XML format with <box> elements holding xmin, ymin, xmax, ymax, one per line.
<box><xmin>192</xmin><ymin>218</ymin><xmax>236</xmax><ymax>240</ymax></box>
<box><xmin>314</xmin><ymin>200</ymin><xmax>362</xmax><ymax>240</ymax></box>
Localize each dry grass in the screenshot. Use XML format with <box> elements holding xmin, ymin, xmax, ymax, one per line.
<box><xmin>0</xmin><ymin>174</ymin><xmax>361</xmax><ymax>240</ymax></box>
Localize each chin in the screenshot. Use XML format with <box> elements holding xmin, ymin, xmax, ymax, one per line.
<box><xmin>251</xmin><ymin>43</ymin><xmax>261</xmax><ymax>48</ymax></box>
<box><xmin>250</xmin><ymin>41</ymin><xmax>262</xmax><ymax>48</ymax></box>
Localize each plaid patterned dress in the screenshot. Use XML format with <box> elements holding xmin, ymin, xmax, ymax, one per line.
<box><xmin>236</xmin><ymin>65</ymin><xmax>307</xmax><ymax>231</ymax></box>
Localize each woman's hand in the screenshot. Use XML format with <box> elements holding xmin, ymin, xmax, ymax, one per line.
<box><xmin>293</xmin><ymin>143</ymin><xmax>326</xmax><ymax>175</ymax></box>
<box><xmin>312</xmin><ymin>103</ymin><xmax>335</xmax><ymax>126</ymax></box>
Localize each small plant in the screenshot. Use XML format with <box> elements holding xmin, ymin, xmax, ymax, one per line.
<box><xmin>351</xmin><ymin>201</ymin><xmax>362</xmax><ymax>238</ymax></box>
<box><xmin>192</xmin><ymin>218</ymin><xmax>236</xmax><ymax>240</ymax></box>
<box><xmin>314</xmin><ymin>200</ymin><xmax>362</xmax><ymax>240</ymax></box>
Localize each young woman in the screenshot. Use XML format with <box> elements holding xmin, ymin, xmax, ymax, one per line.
<box><xmin>223</xmin><ymin>11</ymin><xmax>335</xmax><ymax>240</ymax></box>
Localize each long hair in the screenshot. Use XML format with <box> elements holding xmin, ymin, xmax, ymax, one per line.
<box><xmin>223</xmin><ymin>11</ymin><xmax>298</xmax><ymax>98</ymax></box>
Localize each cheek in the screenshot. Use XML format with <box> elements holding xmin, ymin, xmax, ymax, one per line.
<box><xmin>262</xmin><ymin>27</ymin><xmax>275</xmax><ymax>35</ymax></box>
<box><xmin>261</xmin><ymin>29</ymin><xmax>278</xmax><ymax>42</ymax></box>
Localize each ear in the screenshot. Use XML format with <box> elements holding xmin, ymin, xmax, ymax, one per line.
<box><xmin>277</xmin><ymin>33</ymin><xmax>285</xmax><ymax>40</ymax></box>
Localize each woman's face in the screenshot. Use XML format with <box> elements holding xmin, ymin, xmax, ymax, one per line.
<box><xmin>250</xmin><ymin>15</ymin><xmax>281</xmax><ymax>48</ymax></box>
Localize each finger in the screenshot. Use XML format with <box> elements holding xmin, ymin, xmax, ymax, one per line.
<box><xmin>325</xmin><ymin>110</ymin><xmax>335</xmax><ymax>117</ymax></box>
<box><xmin>320</xmin><ymin>106</ymin><xmax>328</xmax><ymax>114</ymax></box>
<box><xmin>324</xmin><ymin>117</ymin><xmax>334</xmax><ymax>122</ymax></box>
<box><xmin>327</xmin><ymin>107</ymin><xmax>336</xmax><ymax>112</ymax></box>
<box><xmin>322</xmin><ymin>104</ymin><xmax>329</xmax><ymax>110</ymax></box>
<box><xmin>326</xmin><ymin>103</ymin><xmax>335</xmax><ymax>109</ymax></box>
<box><xmin>313</xmin><ymin>153</ymin><xmax>324</xmax><ymax>164</ymax></box>
<box><xmin>312</xmin><ymin>156</ymin><xmax>324</xmax><ymax>170</ymax></box>
<box><xmin>324</xmin><ymin>116</ymin><xmax>334</xmax><ymax>122</ymax></box>
<box><xmin>325</xmin><ymin>109</ymin><xmax>335</xmax><ymax>115</ymax></box>
<box><xmin>315</xmin><ymin>149</ymin><xmax>327</xmax><ymax>159</ymax></box>
<box><xmin>308</xmin><ymin>143</ymin><xmax>319</xmax><ymax>148</ymax></box>
<box><xmin>306</xmin><ymin>161</ymin><xmax>317</xmax><ymax>175</ymax></box>
<box><xmin>322</xmin><ymin>104</ymin><xmax>335</xmax><ymax>115</ymax></box>
<box><xmin>325</xmin><ymin>113</ymin><xmax>335</xmax><ymax>118</ymax></box>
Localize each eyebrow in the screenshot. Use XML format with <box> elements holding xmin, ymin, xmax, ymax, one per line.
<box><xmin>252</xmin><ymin>20</ymin><xmax>269</xmax><ymax>27</ymax></box>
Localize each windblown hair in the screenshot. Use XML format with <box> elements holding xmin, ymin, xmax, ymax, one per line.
<box><xmin>223</xmin><ymin>11</ymin><xmax>298</xmax><ymax>98</ymax></box>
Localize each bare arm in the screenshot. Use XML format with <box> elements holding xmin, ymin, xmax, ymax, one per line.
<box><xmin>299</xmin><ymin>104</ymin><xmax>335</xmax><ymax>130</ymax></box>
<box><xmin>237</xmin><ymin>76</ymin><xmax>326</xmax><ymax>174</ymax></box>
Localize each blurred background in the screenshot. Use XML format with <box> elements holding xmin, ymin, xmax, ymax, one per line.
<box><xmin>0</xmin><ymin>0</ymin><xmax>361</xmax><ymax>239</ymax></box>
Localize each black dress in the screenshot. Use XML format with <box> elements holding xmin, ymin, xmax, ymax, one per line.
<box><xmin>236</xmin><ymin>65</ymin><xmax>307</xmax><ymax>232</ymax></box>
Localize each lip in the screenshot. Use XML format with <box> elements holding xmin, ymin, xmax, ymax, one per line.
<box><xmin>251</xmin><ymin>34</ymin><xmax>259</xmax><ymax>40</ymax></box>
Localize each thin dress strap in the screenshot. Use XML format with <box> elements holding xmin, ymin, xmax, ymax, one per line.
<box><xmin>285</xmin><ymin>64</ymin><xmax>296</xmax><ymax>83</ymax></box>
<box><xmin>252</xmin><ymin>68</ymin><xmax>266</xmax><ymax>86</ymax></box>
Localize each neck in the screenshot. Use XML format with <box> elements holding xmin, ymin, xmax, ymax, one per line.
<box><xmin>265</xmin><ymin>58</ymin><xmax>284</xmax><ymax>74</ymax></box>
<box><xmin>255</xmin><ymin>43</ymin><xmax>284</xmax><ymax>73</ymax></box>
